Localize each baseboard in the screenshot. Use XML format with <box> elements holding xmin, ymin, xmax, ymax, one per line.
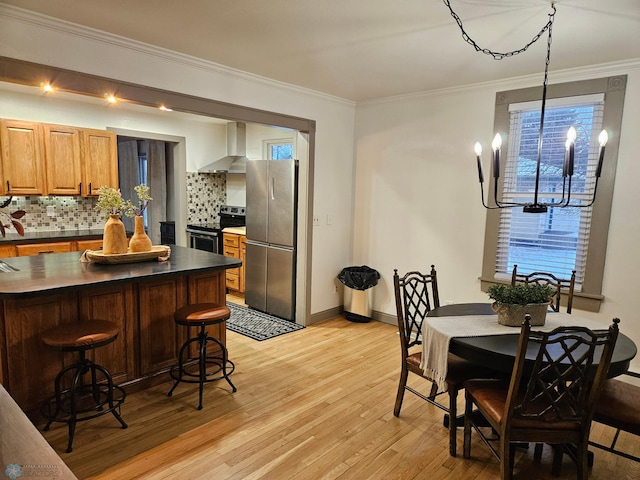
<box><xmin>372</xmin><ymin>310</ymin><xmax>396</xmax><ymax>326</ymax></box>
<box><xmin>307</xmin><ymin>305</ymin><xmax>343</xmax><ymax>325</ymax></box>
<box><xmin>308</xmin><ymin>307</ymin><xmax>396</xmax><ymax>326</ymax></box>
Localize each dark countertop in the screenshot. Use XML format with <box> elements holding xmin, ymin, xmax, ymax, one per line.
<box><xmin>0</xmin><ymin>245</ymin><xmax>241</xmax><ymax>298</ymax></box>
<box><xmin>0</xmin><ymin>229</ymin><xmax>104</xmax><ymax>245</ymax></box>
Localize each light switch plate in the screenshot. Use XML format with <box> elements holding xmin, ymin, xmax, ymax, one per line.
<box><xmin>46</xmin><ymin>205</ymin><xmax>55</xmax><ymax>217</ymax></box>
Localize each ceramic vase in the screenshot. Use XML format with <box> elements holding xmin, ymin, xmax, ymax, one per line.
<box><xmin>103</xmin><ymin>214</ymin><xmax>128</xmax><ymax>254</ymax></box>
<box><xmin>128</xmin><ymin>215</ymin><xmax>153</xmax><ymax>252</ymax></box>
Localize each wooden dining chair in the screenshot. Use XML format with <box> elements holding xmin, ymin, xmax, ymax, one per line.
<box><xmin>462</xmin><ymin>315</ymin><xmax>620</xmax><ymax>480</ymax></box>
<box><xmin>393</xmin><ymin>266</ymin><xmax>501</xmax><ymax>457</ymax></box>
<box><xmin>588</xmin><ymin>371</ymin><xmax>640</xmax><ymax>462</ymax></box>
<box><xmin>511</xmin><ymin>265</ymin><xmax>576</xmax><ymax>313</ymax></box>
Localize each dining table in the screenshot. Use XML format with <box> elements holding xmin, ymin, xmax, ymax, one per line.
<box><xmin>423</xmin><ymin>303</ymin><xmax>637</xmax><ymax>392</ymax></box>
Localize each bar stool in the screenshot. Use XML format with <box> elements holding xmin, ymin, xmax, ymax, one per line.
<box><xmin>167</xmin><ymin>303</ymin><xmax>236</xmax><ymax>409</ymax></box>
<box><xmin>41</xmin><ymin>319</ymin><xmax>127</xmax><ymax>453</ymax></box>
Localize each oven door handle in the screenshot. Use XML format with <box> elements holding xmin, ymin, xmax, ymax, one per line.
<box><xmin>186</xmin><ymin>229</ymin><xmax>219</xmax><ymax>238</ymax></box>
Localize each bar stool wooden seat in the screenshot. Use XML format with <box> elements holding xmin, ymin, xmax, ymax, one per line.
<box><xmin>41</xmin><ymin>319</ymin><xmax>127</xmax><ymax>453</ymax></box>
<box><xmin>167</xmin><ymin>303</ymin><xmax>236</xmax><ymax>410</ymax></box>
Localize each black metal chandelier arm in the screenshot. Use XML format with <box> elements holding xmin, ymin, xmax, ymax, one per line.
<box><xmin>442</xmin><ymin>0</ymin><xmax>556</xmax><ymax>61</ymax></box>
<box><xmin>480</xmin><ymin>182</ymin><xmax>528</xmax><ymax>209</ymax></box>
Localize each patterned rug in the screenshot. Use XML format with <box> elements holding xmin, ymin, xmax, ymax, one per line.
<box><xmin>226</xmin><ymin>303</ymin><xmax>304</xmax><ymax>341</ymax></box>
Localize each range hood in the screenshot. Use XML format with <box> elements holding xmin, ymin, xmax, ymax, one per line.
<box><xmin>198</xmin><ymin>122</ymin><xmax>248</xmax><ymax>174</ymax></box>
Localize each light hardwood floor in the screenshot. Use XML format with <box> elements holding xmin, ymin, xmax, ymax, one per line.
<box><xmin>40</xmin><ymin>316</ymin><xmax>640</xmax><ymax>479</ymax></box>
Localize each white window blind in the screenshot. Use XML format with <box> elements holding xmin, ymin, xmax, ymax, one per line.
<box><xmin>495</xmin><ymin>97</ymin><xmax>605</xmax><ymax>288</ymax></box>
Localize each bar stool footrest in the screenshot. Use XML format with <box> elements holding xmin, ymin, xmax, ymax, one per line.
<box><xmin>41</xmin><ymin>383</ymin><xmax>126</xmax><ymax>425</ymax></box>
<box><xmin>168</xmin><ymin>357</ymin><xmax>236</xmax><ymax>384</ymax></box>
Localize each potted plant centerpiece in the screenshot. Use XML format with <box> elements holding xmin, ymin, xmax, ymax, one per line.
<box><xmin>487</xmin><ymin>282</ymin><xmax>554</xmax><ymax>326</ymax></box>
<box><xmin>95</xmin><ymin>187</ymin><xmax>129</xmax><ymax>254</ymax></box>
<box><xmin>95</xmin><ymin>185</ymin><xmax>153</xmax><ymax>254</ymax></box>
<box><xmin>126</xmin><ymin>184</ymin><xmax>153</xmax><ymax>253</ymax></box>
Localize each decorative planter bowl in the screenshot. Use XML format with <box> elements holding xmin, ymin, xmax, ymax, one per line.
<box><xmin>492</xmin><ymin>302</ymin><xmax>549</xmax><ymax>327</ymax></box>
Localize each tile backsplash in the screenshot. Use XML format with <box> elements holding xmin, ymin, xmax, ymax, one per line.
<box><xmin>2</xmin><ymin>172</ymin><xmax>227</xmax><ymax>234</ymax></box>
<box><xmin>186</xmin><ymin>172</ymin><xmax>226</xmax><ymax>224</ymax></box>
<box><xmin>4</xmin><ymin>196</ymin><xmax>102</xmax><ymax>232</ymax></box>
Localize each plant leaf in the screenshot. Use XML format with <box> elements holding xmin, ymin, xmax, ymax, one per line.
<box><xmin>11</xmin><ymin>220</ymin><xmax>24</xmax><ymax>236</ymax></box>
<box><xmin>0</xmin><ymin>196</ymin><xmax>12</xmax><ymax>209</ymax></box>
<box><xmin>10</xmin><ymin>210</ymin><xmax>26</xmax><ymax>219</ymax></box>
<box><xmin>0</xmin><ymin>223</ymin><xmax>5</xmax><ymax>237</ymax></box>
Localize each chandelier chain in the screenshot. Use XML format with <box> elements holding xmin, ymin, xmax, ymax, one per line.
<box><xmin>442</xmin><ymin>0</ymin><xmax>556</xmax><ymax>61</ymax></box>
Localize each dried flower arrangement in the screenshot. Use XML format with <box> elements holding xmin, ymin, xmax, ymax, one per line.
<box><xmin>94</xmin><ymin>185</ymin><xmax>152</xmax><ymax>219</ymax></box>
<box><xmin>0</xmin><ymin>196</ymin><xmax>26</xmax><ymax>237</ymax></box>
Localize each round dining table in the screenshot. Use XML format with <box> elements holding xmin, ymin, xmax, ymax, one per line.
<box><xmin>427</xmin><ymin>303</ymin><xmax>637</xmax><ymax>378</ymax></box>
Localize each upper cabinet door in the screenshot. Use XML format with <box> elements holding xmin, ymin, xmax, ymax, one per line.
<box><xmin>81</xmin><ymin>128</ymin><xmax>118</xmax><ymax>196</ymax></box>
<box><xmin>0</xmin><ymin>119</ymin><xmax>46</xmax><ymax>195</ymax></box>
<box><xmin>44</xmin><ymin>124</ymin><xmax>82</xmax><ymax>195</ymax></box>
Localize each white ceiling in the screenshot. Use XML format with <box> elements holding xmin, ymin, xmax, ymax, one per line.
<box><xmin>3</xmin><ymin>0</ymin><xmax>640</xmax><ymax>101</ymax></box>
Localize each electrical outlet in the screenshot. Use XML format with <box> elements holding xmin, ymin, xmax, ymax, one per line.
<box><xmin>326</xmin><ymin>214</ymin><xmax>333</xmax><ymax>225</ymax></box>
<box><xmin>46</xmin><ymin>205</ymin><xmax>55</xmax><ymax>217</ymax></box>
<box><xmin>334</xmin><ymin>284</ymin><xmax>338</xmax><ymax>294</ymax></box>
<box><xmin>313</xmin><ymin>216</ymin><xmax>320</xmax><ymax>226</ymax></box>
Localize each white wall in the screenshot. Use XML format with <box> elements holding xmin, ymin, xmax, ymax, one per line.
<box><xmin>0</xmin><ymin>6</ymin><xmax>356</xmax><ymax>321</ymax></box>
<box><xmin>354</xmin><ymin>62</ymin><xmax>640</xmax><ymax>370</ymax></box>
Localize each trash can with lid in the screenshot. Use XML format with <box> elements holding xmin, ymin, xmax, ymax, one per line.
<box><xmin>337</xmin><ymin>266</ymin><xmax>381</xmax><ymax>323</ymax></box>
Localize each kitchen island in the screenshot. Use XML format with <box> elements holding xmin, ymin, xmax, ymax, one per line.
<box><xmin>0</xmin><ymin>246</ymin><xmax>241</xmax><ymax>413</ymax></box>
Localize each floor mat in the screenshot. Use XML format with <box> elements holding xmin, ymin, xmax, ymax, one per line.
<box><xmin>226</xmin><ymin>303</ymin><xmax>304</xmax><ymax>341</ymax></box>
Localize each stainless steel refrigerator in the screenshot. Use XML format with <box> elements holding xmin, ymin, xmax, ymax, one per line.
<box><xmin>245</xmin><ymin>159</ymin><xmax>298</xmax><ymax>321</ymax></box>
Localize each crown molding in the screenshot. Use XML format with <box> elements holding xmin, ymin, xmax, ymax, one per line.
<box><xmin>0</xmin><ymin>4</ymin><xmax>355</xmax><ymax>107</ymax></box>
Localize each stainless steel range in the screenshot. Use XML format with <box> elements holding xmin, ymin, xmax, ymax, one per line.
<box><xmin>186</xmin><ymin>205</ymin><xmax>246</xmax><ymax>254</ymax></box>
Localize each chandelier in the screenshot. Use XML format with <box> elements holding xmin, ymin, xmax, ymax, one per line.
<box><xmin>444</xmin><ymin>1</ymin><xmax>608</xmax><ymax>214</ymax></box>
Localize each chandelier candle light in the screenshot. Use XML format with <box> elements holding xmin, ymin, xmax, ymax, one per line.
<box><xmin>444</xmin><ymin>1</ymin><xmax>608</xmax><ymax>213</ymax></box>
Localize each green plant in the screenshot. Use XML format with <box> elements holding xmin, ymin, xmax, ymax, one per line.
<box><xmin>0</xmin><ymin>196</ymin><xmax>26</xmax><ymax>237</ymax></box>
<box><xmin>487</xmin><ymin>283</ymin><xmax>554</xmax><ymax>306</ymax></box>
<box><xmin>94</xmin><ymin>184</ymin><xmax>152</xmax><ymax>219</ymax></box>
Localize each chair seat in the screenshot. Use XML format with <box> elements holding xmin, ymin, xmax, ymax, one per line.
<box><xmin>174</xmin><ymin>303</ymin><xmax>230</xmax><ymax>326</ymax></box>
<box><xmin>42</xmin><ymin>320</ymin><xmax>119</xmax><ymax>350</ymax></box>
<box><xmin>464</xmin><ymin>379</ymin><xmax>582</xmax><ymax>431</ymax></box>
<box><xmin>594</xmin><ymin>378</ymin><xmax>640</xmax><ymax>436</ymax></box>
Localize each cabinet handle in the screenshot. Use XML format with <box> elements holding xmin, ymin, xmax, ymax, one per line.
<box><xmin>89</xmin><ymin>183</ymin><xmax>92</xmax><ymax>195</ymax></box>
<box><xmin>38</xmin><ymin>250</ymin><xmax>55</xmax><ymax>255</ymax></box>
<box><xmin>79</xmin><ymin>182</ymin><xmax>82</xmax><ymax>195</ymax></box>
<box><xmin>6</xmin><ymin>180</ymin><xmax>9</xmax><ymax>193</ymax></box>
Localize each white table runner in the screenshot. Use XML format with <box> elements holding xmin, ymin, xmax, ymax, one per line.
<box><xmin>420</xmin><ymin>312</ymin><xmax>609</xmax><ymax>392</ymax></box>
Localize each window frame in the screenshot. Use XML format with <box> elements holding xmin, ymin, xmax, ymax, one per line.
<box><xmin>264</xmin><ymin>138</ymin><xmax>295</xmax><ymax>160</ymax></box>
<box><xmin>480</xmin><ymin>75</ymin><xmax>627</xmax><ymax>312</ymax></box>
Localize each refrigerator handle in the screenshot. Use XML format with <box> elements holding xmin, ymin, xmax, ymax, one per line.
<box><xmin>270</xmin><ymin>176</ymin><xmax>275</xmax><ymax>200</ymax></box>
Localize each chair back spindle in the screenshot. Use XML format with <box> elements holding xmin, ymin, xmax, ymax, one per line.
<box><xmin>393</xmin><ymin>265</ymin><xmax>439</xmax><ymax>351</ymax></box>
<box><xmin>511</xmin><ymin>264</ymin><xmax>576</xmax><ymax>313</ymax></box>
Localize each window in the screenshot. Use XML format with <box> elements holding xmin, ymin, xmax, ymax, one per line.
<box><xmin>266</xmin><ymin>140</ymin><xmax>294</xmax><ymax>160</ymax></box>
<box><xmin>496</xmin><ymin>95</ymin><xmax>604</xmax><ymax>286</ymax></box>
<box><xmin>481</xmin><ymin>76</ymin><xmax>627</xmax><ymax>312</ymax></box>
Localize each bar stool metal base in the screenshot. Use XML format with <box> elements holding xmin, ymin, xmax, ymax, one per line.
<box><xmin>167</xmin><ymin>325</ymin><xmax>236</xmax><ymax>410</ymax></box>
<box><xmin>41</xmin><ymin>352</ymin><xmax>127</xmax><ymax>453</ymax></box>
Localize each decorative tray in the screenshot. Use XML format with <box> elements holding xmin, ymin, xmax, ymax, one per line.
<box><xmin>84</xmin><ymin>246</ymin><xmax>171</xmax><ymax>264</ymax></box>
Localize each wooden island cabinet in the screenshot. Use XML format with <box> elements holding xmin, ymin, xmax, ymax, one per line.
<box><xmin>0</xmin><ymin>246</ymin><xmax>240</xmax><ymax>413</ymax></box>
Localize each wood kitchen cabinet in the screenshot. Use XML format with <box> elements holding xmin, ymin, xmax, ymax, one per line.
<box><xmin>0</xmin><ymin>119</ymin><xmax>46</xmax><ymax>195</ymax></box>
<box><xmin>75</xmin><ymin>238</ymin><xmax>103</xmax><ymax>251</ymax></box>
<box><xmin>16</xmin><ymin>241</ymin><xmax>73</xmax><ymax>257</ymax></box>
<box><xmin>223</xmin><ymin>232</ymin><xmax>246</xmax><ymax>293</ymax></box>
<box><xmin>8</xmin><ymin>239</ymin><xmax>101</xmax><ymax>257</ymax></box>
<box><xmin>0</xmin><ymin>244</ymin><xmax>16</xmax><ymax>258</ymax></box>
<box><xmin>81</xmin><ymin>128</ymin><xmax>118</xmax><ymax>196</ymax></box>
<box><xmin>43</xmin><ymin>123</ymin><xmax>82</xmax><ymax>195</ymax></box>
<box><xmin>0</xmin><ymin>119</ymin><xmax>118</xmax><ymax>197</ymax></box>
